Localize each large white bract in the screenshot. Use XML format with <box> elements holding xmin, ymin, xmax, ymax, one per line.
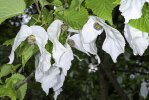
<box><xmin>119</xmin><ymin>0</ymin><xmax>147</xmax><ymax>23</ymax></box>
<box><xmin>124</xmin><ymin>24</ymin><xmax>149</xmax><ymax>55</ymax></box>
<box><xmin>140</xmin><ymin>81</ymin><xmax>149</xmax><ymax>99</ymax></box>
<box><xmin>47</xmin><ymin>20</ymin><xmax>75</xmax><ymax>99</ymax></box>
<box><xmin>8</xmin><ymin>25</ymin><xmax>49</xmax><ymax>64</ymax></box>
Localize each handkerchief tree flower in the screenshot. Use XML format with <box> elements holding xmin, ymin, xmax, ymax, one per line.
<box><xmin>0</xmin><ymin>0</ymin><xmax>149</xmax><ymax>100</ymax></box>
<box><xmin>81</xmin><ymin>16</ymin><xmax>125</xmax><ymax>63</ymax></box>
<box><xmin>124</xmin><ymin>24</ymin><xmax>149</xmax><ymax>56</ymax></box>
<box><xmin>47</xmin><ymin>19</ymin><xmax>74</xmax><ymax>99</ymax></box>
<box><xmin>8</xmin><ymin>25</ymin><xmax>49</xmax><ymax>64</ymax></box>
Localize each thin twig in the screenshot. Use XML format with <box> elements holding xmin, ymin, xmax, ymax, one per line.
<box><xmin>34</xmin><ymin>0</ymin><xmax>41</xmax><ymax>14</ymax></box>
<box><xmin>113</xmin><ymin>69</ymin><xmax>148</xmax><ymax>75</ymax></box>
<box><xmin>15</xmin><ymin>71</ymin><xmax>35</xmax><ymax>90</ymax></box>
<box><xmin>17</xmin><ymin>66</ymin><xmax>23</xmax><ymax>73</ymax></box>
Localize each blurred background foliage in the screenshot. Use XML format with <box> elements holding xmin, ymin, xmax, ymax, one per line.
<box><xmin>0</xmin><ymin>2</ymin><xmax>149</xmax><ymax>100</ymax></box>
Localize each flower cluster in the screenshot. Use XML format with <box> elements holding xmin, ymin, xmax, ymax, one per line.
<box><xmin>8</xmin><ymin>1</ymin><xmax>149</xmax><ymax>99</ymax></box>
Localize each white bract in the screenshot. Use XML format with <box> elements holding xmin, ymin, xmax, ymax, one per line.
<box><xmin>81</xmin><ymin>16</ymin><xmax>125</xmax><ymax>63</ymax></box>
<box><xmin>52</xmin><ymin>43</ymin><xmax>74</xmax><ymax>100</ymax></box>
<box><xmin>8</xmin><ymin>25</ymin><xmax>48</xmax><ymax>64</ymax></box>
<box><xmin>140</xmin><ymin>81</ymin><xmax>149</xmax><ymax>99</ymax></box>
<box><xmin>68</xmin><ymin>33</ymin><xmax>90</xmax><ymax>55</ymax></box>
<box><xmin>68</xmin><ymin>33</ymin><xmax>100</xmax><ymax>63</ymax></box>
<box><xmin>8</xmin><ymin>25</ymin><xmax>54</xmax><ymax>95</ymax></box>
<box><xmin>119</xmin><ymin>0</ymin><xmax>146</xmax><ymax>23</ymax></box>
<box><xmin>82</xmin><ymin>16</ymin><xmax>103</xmax><ymax>43</ymax></box>
<box><xmin>124</xmin><ymin>24</ymin><xmax>149</xmax><ymax>55</ymax></box>
<box><xmin>47</xmin><ymin>19</ymin><xmax>74</xmax><ymax>99</ymax></box>
<box><xmin>35</xmin><ymin>51</ymin><xmax>64</xmax><ymax>100</ymax></box>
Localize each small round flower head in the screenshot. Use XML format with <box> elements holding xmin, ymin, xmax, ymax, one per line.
<box><xmin>27</xmin><ymin>35</ymin><xmax>36</xmax><ymax>44</ymax></box>
<box><xmin>94</xmin><ymin>22</ymin><xmax>101</xmax><ymax>30</ymax></box>
<box><xmin>61</xmin><ymin>24</ymin><xmax>69</xmax><ymax>31</ymax></box>
<box><xmin>67</xmin><ymin>39</ymin><xmax>75</xmax><ymax>47</ymax></box>
<box><xmin>130</xmin><ymin>74</ymin><xmax>135</xmax><ymax>79</ymax></box>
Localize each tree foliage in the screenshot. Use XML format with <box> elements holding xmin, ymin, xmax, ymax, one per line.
<box><xmin>0</xmin><ymin>0</ymin><xmax>149</xmax><ymax>100</ymax></box>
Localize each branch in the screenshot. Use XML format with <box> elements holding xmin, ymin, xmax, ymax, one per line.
<box><xmin>97</xmin><ymin>33</ymin><xmax>129</xmax><ymax>100</ymax></box>
<box><xmin>102</xmin><ymin>53</ymin><xmax>130</xmax><ymax>100</ymax></box>
<box><xmin>15</xmin><ymin>71</ymin><xmax>35</xmax><ymax>90</ymax></box>
<box><xmin>34</xmin><ymin>0</ymin><xmax>41</xmax><ymax>14</ymax></box>
<box><xmin>17</xmin><ymin>66</ymin><xmax>23</xmax><ymax>73</ymax></box>
<box><xmin>113</xmin><ymin>69</ymin><xmax>148</xmax><ymax>75</ymax></box>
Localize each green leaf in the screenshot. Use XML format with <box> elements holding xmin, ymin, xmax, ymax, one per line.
<box><xmin>52</xmin><ymin>0</ymin><xmax>63</xmax><ymax>6</ymax></box>
<box><xmin>39</xmin><ymin>0</ymin><xmax>50</xmax><ymax>7</ymax></box>
<box><xmin>16</xmin><ymin>41</ymin><xmax>27</xmax><ymax>57</ymax></box>
<box><xmin>113</xmin><ymin>0</ymin><xmax>121</xmax><ymax>5</ymax></box>
<box><xmin>6</xmin><ymin>74</ymin><xmax>27</xmax><ymax>100</ymax></box>
<box><xmin>0</xmin><ymin>86</ymin><xmax>17</xmax><ymax>100</ymax></box>
<box><xmin>15</xmin><ymin>41</ymin><xmax>39</xmax><ymax>67</ymax></box>
<box><xmin>21</xmin><ymin>43</ymin><xmax>39</xmax><ymax>67</ymax></box>
<box><xmin>0</xmin><ymin>0</ymin><xmax>26</xmax><ymax>24</ymax></box>
<box><xmin>0</xmin><ymin>64</ymin><xmax>21</xmax><ymax>83</ymax></box>
<box><xmin>59</xmin><ymin>31</ymin><xmax>68</xmax><ymax>45</ymax></box>
<box><xmin>0</xmin><ymin>64</ymin><xmax>13</xmax><ymax>81</ymax></box>
<box><xmin>12</xmin><ymin>64</ymin><xmax>21</xmax><ymax>73</ymax></box>
<box><xmin>85</xmin><ymin>0</ymin><xmax>117</xmax><ymax>24</ymax></box>
<box><xmin>45</xmin><ymin>40</ymin><xmax>53</xmax><ymax>54</ymax></box>
<box><xmin>42</xmin><ymin>8</ymin><xmax>53</xmax><ymax>25</ymax></box>
<box><xmin>27</xmin><ymin>14</ymin><xmax>39</xmax><ymax>26</ymax></box>
<box><xmin>3</xmin><ymin>38</ymin><xmax>14</xmax><ymax>46</ymax></box>
<box><xmin>128</xmin><ymin>3</ymin><xmax>149</xmax><ymax>33</ymax></box>
<box><xmin>52</xmin><ymin>0</ymin><xmax>65</xmax><ymax>12</ymax></box>
<box><xmin>24</xmin><ymin>0</ymin><xmax>34</xmax><ymax>7</ymax></box>
<box><xmin>55</xmin><ymin>7</ymin><xmax>88</xmax><ymax>30</ymax></box>
<box><xmin>69</xmin><ymin>0</ymin><xmax>84</xmax><ymax>9</ymax></box>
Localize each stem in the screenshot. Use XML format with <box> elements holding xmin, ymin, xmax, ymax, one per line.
<box><xmin>23</xmin><ymin>13</ymin><xmax>38</xmax><ymax>22</ymax></box>
<box><xmin>15</xmin><ymin>71</ymin><xmax>35</xmax><ymax>90</ymax></box>
<box><xmin>34</xmin><ymin>0</ymin><xmax>42</xmax><ymax>23</ymax></box>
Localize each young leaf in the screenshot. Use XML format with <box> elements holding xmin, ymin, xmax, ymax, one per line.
<box><xmin>113</xmin><ymin>0</ymin><xmax>121</xmax><ymax>5</ymax></box>
<box><xmin>27</xmin><ymin>14</ymin><xmax>39</xmax><ymax>26</ymax></box>
<box><xmin>85</xmin><ymin>0</ymin><xmax>117</xmax><ymax>24</ymax></box>
<box><xmin>0</xmin><ymin>86</ymin><xmax>17</xmax><ymax>100</ymax></box>
<box><xmin>21</xmin><ymin>43</ymin><xmax>39</xmax><ymax>67</ymax></box>
<box><xmin>12</xmin><ymin>64</ymin><xmax>21</xmax><ymax>73</ymax></box>
<box><xmin>0</xmin><ymin>64</ymin><xmax>21</xmax><ymax>83</ymax></box>
<box><xmin>3</xmin><ymin>38</ymin><xmax>14</xmax><ymax>46</ymax></box>
<box><xmin>52</xmin><ymin>0</ymin><xmax>63</xmax><ymax>6</ymax></box>
<box><xmin>0</xmin><ymin>0</ymin><xmax>26</xmax><ymax>24</ymax></box>
<box><xmin>39</xmin><ymin>0</ymin><xmax>50</xmax><ymax>7</ymax></box>
<box><xmin>42</xmin><ymin>8</ymin><xmax>53</xmax><ymax>25</ymax></box>
<box><xmin>128</xmin><ymin>3</ymin><xmax>149</xmax><ymax>33</ymax></box>
<box><xmin>6</xmin><ymin>74</ymin><xmax>27</xmax><ymax>100</ymax></box>
<box><xmin>0</xmin><ymin>64</ymin><xmax>13</xmax><ymax>81</ymax></box>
